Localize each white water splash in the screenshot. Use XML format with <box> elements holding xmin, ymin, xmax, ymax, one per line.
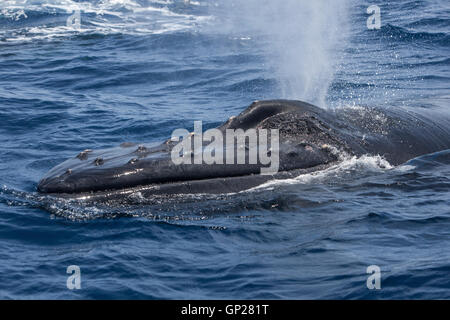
<box><xmin>246</xmin><ymin>154</ymin><xmax>394</xmax><ymax>192</ymax></box>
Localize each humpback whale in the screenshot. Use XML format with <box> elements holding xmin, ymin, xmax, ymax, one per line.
<box><xmin>37</xmin><ymin>100</ymin><xmax>450</xmax><ymax>199</ymax></box>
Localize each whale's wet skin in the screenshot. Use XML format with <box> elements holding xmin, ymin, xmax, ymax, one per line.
<box><xmin>37</xmin><ymin>100</ymin><xmax>450</xmax><ymax>203</ymax></box>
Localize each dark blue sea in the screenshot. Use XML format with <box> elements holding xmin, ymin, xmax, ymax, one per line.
<box><xmin>0</xmin><ymin>0</ymin><xmax>449</xmax><ymax>299</ymax></box>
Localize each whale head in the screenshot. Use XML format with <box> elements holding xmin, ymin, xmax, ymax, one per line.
<box><xmin>37</xmin><ymin>100</ymin><xmax>346</xmax><ymax>194</ymax></box>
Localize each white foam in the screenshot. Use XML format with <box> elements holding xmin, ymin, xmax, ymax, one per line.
<box><xmin>394</xmin><ymin>164</ymin><xmax>416</xmax><ymax>172</ymax></box>
<box><xmin>246</xmin><ymin>154</ymin><xmax>394</xmax><ymax>192</ymax></box>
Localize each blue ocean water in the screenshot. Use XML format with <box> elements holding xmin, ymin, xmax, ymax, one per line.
<box><xmin>0</xmin><ymin>0</ymin><xmax>449</xmax><ymax>299</ymax></box>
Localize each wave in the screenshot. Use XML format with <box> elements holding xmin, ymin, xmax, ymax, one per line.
<box><xmin>0</xmin><ymin>0</ymin><xmax>212</xmax><ymax>42</ymax></box>
<box><xmin>2</xmin><ymin>150</ymin><xmax>449</xmax><ymax>221</ymax></box>
<box><xmin>378</xmin><ymin>23</ymin><xmax>449</xmax><ymax>45</ymax></box>
<box><xmin>404</xmin><ymin>17</ymin><xmax>450</xmax><ymax>30</ymax></box>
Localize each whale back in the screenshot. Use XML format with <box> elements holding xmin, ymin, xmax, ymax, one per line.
<box><xmin>331</xmin><ymin>105</ymin><xmax>450</xmax><ymax>165</ymax></box>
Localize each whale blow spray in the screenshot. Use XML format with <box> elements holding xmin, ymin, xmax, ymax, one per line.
<box><xmin>213</xmin><ymin>0</ymin><xmax>349</xmax><ymax>107</ymax></box>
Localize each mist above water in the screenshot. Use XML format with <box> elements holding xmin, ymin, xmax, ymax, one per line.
<box><xmin>212</xmin><ymin>0</ymin><xmax>350</xmax><ymax>107</ymax></box>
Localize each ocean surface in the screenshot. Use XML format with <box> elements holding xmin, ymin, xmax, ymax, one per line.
<box><xmin>0</xmin><ymin>0</ymin><xmax>449</xmax><ymax>299</ymax></box>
